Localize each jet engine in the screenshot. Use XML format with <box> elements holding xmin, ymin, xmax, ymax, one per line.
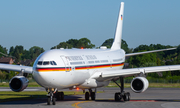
<box><xmin>9</xmin><ymin>76</ymin><xmax>29</xmax><ymax>92</ymax></box>
<box><xmin>131</xmin><ymin>77</ymin><xmax>149</xmax><ymax>93</ymax></box>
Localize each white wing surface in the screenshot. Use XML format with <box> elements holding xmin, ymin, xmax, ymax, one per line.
<box><xmin>0</xmin><ymin>63</ymin><xmax>33</xmax><ymax>74</ymax></box>
<box><xmin>93</xmin><ymin>65</ymin><xmax>180</xmax><ymax>80</ymax></box>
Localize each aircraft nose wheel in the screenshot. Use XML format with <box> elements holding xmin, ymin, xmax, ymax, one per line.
<box><xmin>52</xmin><ymin>97</ymin><xmax>56</xmax><ymax>105</ymax></box>
<box><xmin>47</xmin><ymin>93</ymin><xmax>56</xmax><ymax>105</ymax></box>
<box><xmin>46</xmin><ymin>88</ymin><xmax>58</xmax><ymax>105</ymax></box>
<box><xmin>47</xmin><ymin>97</ymin><xmax>51</xmax><ymax>105</ymax></box>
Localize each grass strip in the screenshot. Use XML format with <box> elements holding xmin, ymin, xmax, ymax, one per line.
<box><xmin>0</xmin><ymin>82</ymin><xmax>41</xmax><ymax>87</ymax></box>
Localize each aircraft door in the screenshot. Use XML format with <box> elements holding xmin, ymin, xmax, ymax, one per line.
<box><xmin>60</xmin><ymin>56</ymin><xmax>71</xmax><ymax>72</ymax></box>
<box><xmin>108</xmin><ymin>55</ymin><xmax>112</xmax><ymax>68</ymax></box>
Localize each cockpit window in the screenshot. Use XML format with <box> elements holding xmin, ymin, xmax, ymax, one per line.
<box><xmin>50</xmin><ymin>61</ymin><xmax>57</xmax><ymax>65</ymax></box>
<box><xmin>37</xmin><ymin>61</ymin><xmax>43</xmax><ymax>65</ymax></box>
<box><xmin>43</xmin><ymin>61</ymin><xmax>50</xmax><ymax>65</ymax></box>
<box><xmin>50</xmin><ymin>61</ymin><xmax>54</xmax><ymax>65</ymax></box>
<box><xmin>37</xmin><ymin>61</ymin><xmax>57</xmax><ymax>65</ymax></box>
<box><xmin>53</xmin><ymin>61</ymin><xmax>57</xmax><ymax>65</ymax></box>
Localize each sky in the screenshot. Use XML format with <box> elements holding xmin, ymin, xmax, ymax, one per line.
<box><xmin>0</xmin><ymin>0</ymin><xmax>180</xmax><ymax>51</ymax></box>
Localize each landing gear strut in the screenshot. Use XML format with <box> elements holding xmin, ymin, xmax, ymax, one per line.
<box><xmin>46</xmin><ymin>88</ymin><xmax>65</xmax><ymax>105</ymax></box>
<box><xmin>113</xmin><ymin>77</ymin><xmax>130</xmax><ymax>101</ymax></box>
<box><xmin>47</xmin><ymin>88</ymin><xmax>57</xmax><ymax>105</ymax></box>
<box><xmin>85</xmin><ymin>89</ymin><xmax>96</xmax><ymax>100</ymax></box>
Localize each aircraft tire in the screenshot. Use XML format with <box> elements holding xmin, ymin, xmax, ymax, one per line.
<box><xmin>91</xmin><ymin>92</ymin><xmax>95</xmax><ymax>100</ymax></box>
<box><xmin>123</xmin><ymin>93</ymin><xmax>129</xmax><ymax>101</ymax></box>
<box><xmin>52</xmin><ymin>97</ymin><xmax>56</xmax><ymax>105</ymax></box>
<box><xmin>47</xmin><ymin>97</ymin><xmax>51</xmax><ymax>105</ymax></box>
<box><xmin>114</xmin><ymin>92</ymin><xmax>121</xmax><ymax>101</ymax></box>
<box><xmin>55</xmin><ymin>92</ymin><xmax>60</xmax><ymax>100</ymax></box>
<box><xmin>127</xmin><ymin>92</ymin><xmax>130</xmax><ymax>101</ymax></box>
<box><xmin>60</xmin><ymin>92</ymin><xmax>64</xmax><ymax>100</ymax></box>
<box><xmin>85</xmin><ymin>92</ymin><xmax>89</xmax><ymax>100</ymax></box>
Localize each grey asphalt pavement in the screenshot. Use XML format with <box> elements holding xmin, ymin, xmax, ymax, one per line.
<box><xmin>0</xmin><ymin>87</ymin><xmax>180</xmax><ymax>108</ymax></box>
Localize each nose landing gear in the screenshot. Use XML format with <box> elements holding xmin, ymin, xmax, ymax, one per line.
<box><xmin>46</xmin><ymin>88</ymin><xmax>64</xmax><ymax>105</ymax></box>
<box><xmin>47</xmin><ymin>88</ymin><xmax>56</xmax><ymax>105</ymax></box>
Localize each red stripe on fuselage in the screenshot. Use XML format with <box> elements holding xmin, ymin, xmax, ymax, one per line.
<box><xmin>36</xmin><ymin>63</ymin><xmax>124</xmax><ymax>72</ymax></box>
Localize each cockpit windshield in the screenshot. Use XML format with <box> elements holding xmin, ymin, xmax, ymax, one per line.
<box><xmin>37</xmin><ymin>61</ymin><xmax>43</xmax><ymax>65</ymax></box>
<box><xmin>43</xmin><ymin>61</ymin><xmax>49</xmax><ymax>65</ymax></box>
<box><xmin>37</xmin><ymin>61</ymin><xmax>57</xmax><ymax>65</ymax></box>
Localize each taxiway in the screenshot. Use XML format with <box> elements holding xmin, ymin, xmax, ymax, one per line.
<box><xmin>0</xmin><ymin>87</ymin><xmax>180</xmax><ymax>108</ymax></box>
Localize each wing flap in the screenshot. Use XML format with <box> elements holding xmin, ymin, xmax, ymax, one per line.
<box><xmin>0</xmin><ymin>63</ymin><xmax>33</xmax><ymax>74</ymax></box>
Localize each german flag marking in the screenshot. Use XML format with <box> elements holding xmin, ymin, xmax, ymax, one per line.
<box><xmin>36</xmin><ymin>63</ymin><xmax>124</xmax><ymax>72</ymax></box>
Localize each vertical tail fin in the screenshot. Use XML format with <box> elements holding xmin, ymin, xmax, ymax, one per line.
<box><xmin>111</xmin><ymin>2</ymin><xmax>124</xmax><ymax>50</ymax></box>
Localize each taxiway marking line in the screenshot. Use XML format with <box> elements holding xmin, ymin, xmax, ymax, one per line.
<box><xmin>72</xmin><ymin>101</ymin><xmax>90</xmax><ymax>108</ymax></box>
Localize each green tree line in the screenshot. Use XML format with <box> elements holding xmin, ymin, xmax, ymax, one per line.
<box><xmin>1</xmin><ymin>38</ymin><xmax>180</xmax><ymax>82</ymax></box>
<box><xmin>51</xmin><ymin>38</ymin><xmax>95</xmax><ymax>49</ymax></box>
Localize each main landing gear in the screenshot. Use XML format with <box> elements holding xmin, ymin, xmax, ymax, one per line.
<box><xmin>113</xmin><ymin>77</ymin><xmax>130</xmax><ymax>101</ymax></box>
<box><xmin>84</xmin><ymin>89</ymin><xmax>96</xmax><ymax>100</ymax></box>
<box><xmin>47</xmin><ymin>88</ymin><xmax>64</xmax><ymax>105</ymax></box>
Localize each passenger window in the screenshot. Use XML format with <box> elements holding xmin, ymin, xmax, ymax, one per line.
<box><xmin>43</xmin><ymin>61</ymin><xmax>50</xmax><ymax>65</ymax></box>
<box><xmin>37</xmin><ymin>61</ymin><xmax>42</xmax><ymax>65</ymax></box>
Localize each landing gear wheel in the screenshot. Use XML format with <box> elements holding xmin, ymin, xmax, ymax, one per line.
<box><xmin>60</xmin><ymin>92</ymin><xmax>64</xmax><ymax>100</ymax></box>
<box><xmin>56</xmin><ymin>92</ymin><xmax>64</xmax><ymax>101</ymax></box>
<box><xmin>123</xmin><ymin>93</ymin><xmax>129</xmax><ymax>101</ymax></box>
<box><xmin>91</xmin><ymin>92</ymin><xmax>95</xmax><ymax>100</ymax></box>
<box><xmin>115</xmin><ymin>93</ymin><xmax>121</xmax><ymax>101</ymax></box>
<box><xmin>127</xmin><ymin>92</ymin><xmax>130</xmax><ymax>101</ymax></box>
<box><xmin>47</xmin><ymin>97</ymin><xmax>51</xmax><ymax>105</ymax></box>
<box><xmin>85</xmin><ymin>92</ymin><xmax>89</xmax><ymax>100</ymax></box>
<box><xmin>46</xmin><ymin>88</ymin><xmax>58</xmax><ymax>105</ymax></box>
<box><xmin>112</xmin><ymin>77</ymin><xmax>131</xmax><ymax>102</ymax></box>
<box><xmin>52</xmin><ymin>97</ymin><xmax>56</xmax><ymax>105</ymax></box>
<box><xmin>56</xmin><ymin>92</ymin><xmax>60</xmax><ymax>100</ymax></box>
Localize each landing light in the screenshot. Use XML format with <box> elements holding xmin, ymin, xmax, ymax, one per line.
<box><xmin>76</xmin><ymin>87</ymin><xmax>79</xmax><ymax>90</ymax></box>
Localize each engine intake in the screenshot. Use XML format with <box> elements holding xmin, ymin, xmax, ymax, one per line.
<box><xmin>9</xmin><ymin>76</ymin><xmax>29</xmax><ymax>92</ymax></box>
<box><xmin>131</xmin><ymin>77</ymin><xmax>149</xmax><ymax>93</ymax></box>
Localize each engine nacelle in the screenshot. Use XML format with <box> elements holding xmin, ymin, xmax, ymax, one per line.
<box><xmin>131</xmin><ymin>77</ymin><xmax>149</xmax><ymax>93</ymax></box>
<box><xmin>9</xmin><ymin>76</ymin><xmax>29</xmax><ymax>92</ymax></box>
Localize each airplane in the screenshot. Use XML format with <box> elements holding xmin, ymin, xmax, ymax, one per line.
<box><xmin>0</xmin><ymin>2</ymin><xmax>180</xmax><ymax>105</ymax></box>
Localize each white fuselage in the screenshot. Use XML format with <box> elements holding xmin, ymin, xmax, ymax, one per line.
<box><xmin>32</xmin><ymin>48</ymin><xmax>125</xmax><ymax>90</ymax></box>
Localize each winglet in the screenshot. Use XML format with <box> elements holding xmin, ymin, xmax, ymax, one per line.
<box><xmin>111</xmin><ymin>2</ymin><xmax>124</xmax><ymax>50</ymax></box>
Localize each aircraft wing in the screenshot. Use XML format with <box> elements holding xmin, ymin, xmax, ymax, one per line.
<box><xmin>126</xmin><ymin>48</ymin><xmax>176</xmax><ymax>57</ymax></box>
<box><xmin>92</xmin><ymin>65</ymin><xmax>180</xmax><ymax>80</ymax></box>
<box><xmin>0</xmin><ymin>63</ymin><xmax>33</xmax><ymax>74</ymax></box>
